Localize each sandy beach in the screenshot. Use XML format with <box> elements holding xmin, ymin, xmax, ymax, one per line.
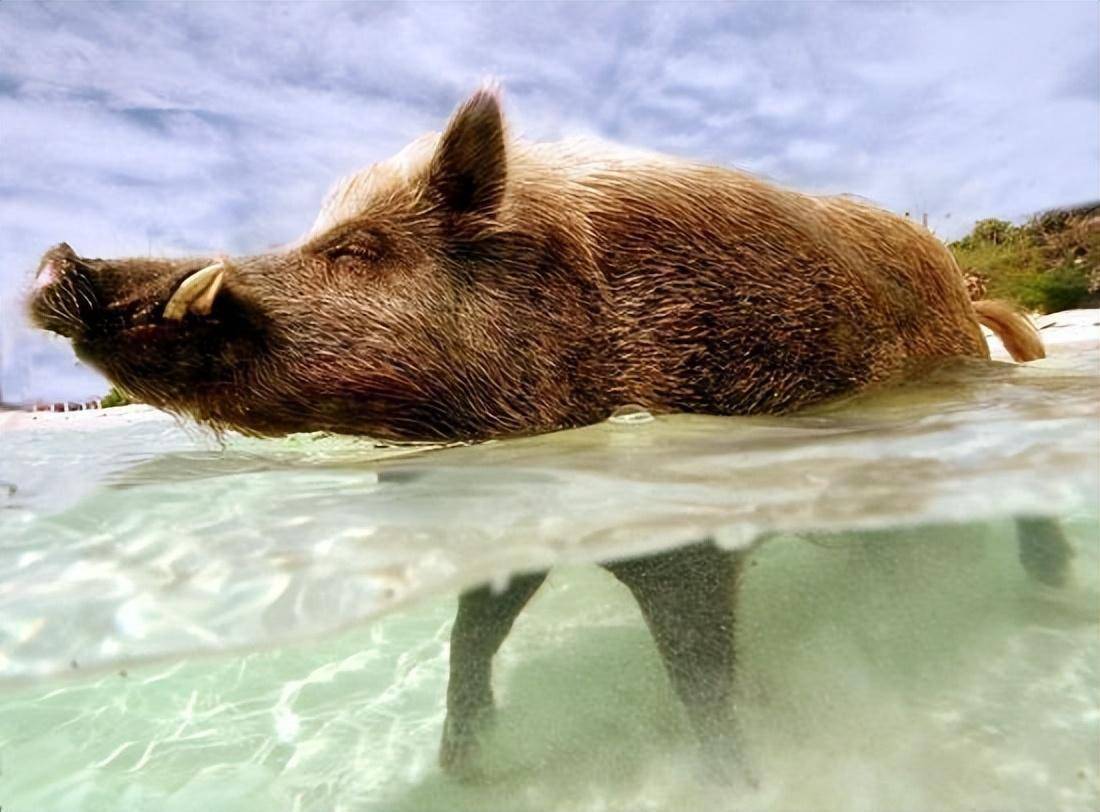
<box><xmin>0</xmin><ymin>402</ymin><xmax>169</xmax><ymax>433</ymax></box>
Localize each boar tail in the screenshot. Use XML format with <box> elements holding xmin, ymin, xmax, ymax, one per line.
<box><xmin>972</xmin><ymin>300</ymin><xmax>1045</xmax><ymax>362</ymax></box>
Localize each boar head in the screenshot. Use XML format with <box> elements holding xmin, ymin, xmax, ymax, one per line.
<box><xmin>28</xmin><ymin>90</ymin><xmax>612</xmax><ymax>441</ymax></box>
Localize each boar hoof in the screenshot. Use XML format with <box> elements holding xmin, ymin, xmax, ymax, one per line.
<box><xmin>692</xmin><ymin>719</ymin><xmax>757</xmax><ymax>788</ymax></box>
<box><xmin>439</xmin><ymin>706</ymin><xmax>496</xmax><ymax>780</ymax></box>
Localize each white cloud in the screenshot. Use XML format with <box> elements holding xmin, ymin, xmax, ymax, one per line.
<box><xmin>1</xmin><ymin>1</ymin><xmax>1097</xmax><ymax>401</ymax></box>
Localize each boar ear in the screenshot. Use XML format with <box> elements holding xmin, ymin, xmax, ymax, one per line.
<box><xmin>429</xmin><ymin>87</ymin><xmax>507</xmax><ymax>225</ymax></box>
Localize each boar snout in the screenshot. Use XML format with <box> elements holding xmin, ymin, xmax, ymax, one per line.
<box><xmin>28</xmin><ymin>243</ymin><xmax>100</xmax><ymax>338</ymax></box>
<box><xmin>33</xmin><ymin>242</ymin><xmax>79</xmax><ymax>290</ymax></box>
<box><xmin>25</xmin><ymin>244</ymin><xmax>275</xmax><ymax>427</ymax></box>
<box><xmin>28</xmin><ymin>246</ymin><xmax>239</xmax><ymax>338</ymax></box>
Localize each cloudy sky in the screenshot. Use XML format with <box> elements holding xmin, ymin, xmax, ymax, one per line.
<box><xmin>1</xmin><ymin>1</ymin><xmax>1097</xmax><ymax>403</ymax></box>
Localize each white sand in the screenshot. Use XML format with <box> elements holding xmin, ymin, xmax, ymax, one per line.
<box><xmin>0</xmin><ymin>402</ymin><xmax>169</xmax><ymax>433</ymax></box>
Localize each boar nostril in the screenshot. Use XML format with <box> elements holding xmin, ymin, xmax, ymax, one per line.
<box><xmin>35</xmin><ymin>242</ymin><xmax>85</xmax><ymax>290</ymax></box>
<box><xmin>29</xmin><ymin>243</ymin><xmax>101</xmax><ymax>337</ymax></box>
<box><xmin>33</xmin><ymin>260</ymin><xmax>60</xmax><ymax>290</ymax></box>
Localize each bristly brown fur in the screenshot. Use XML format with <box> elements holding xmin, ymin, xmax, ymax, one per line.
<box><xmin>28</xmin><ymin>86</ymin><xmax>1040</xmax><ymax>442</ymax></box>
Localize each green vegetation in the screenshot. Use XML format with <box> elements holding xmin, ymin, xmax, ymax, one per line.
<box><xmin>100</xmin><ymin>386</ymin><xmax>133</xmax><ymax>408</ymax></box>
<box><xmin>949</xmin><ymin>203</ymin><xmax>1100</xmax><ymax>314</ymax></box>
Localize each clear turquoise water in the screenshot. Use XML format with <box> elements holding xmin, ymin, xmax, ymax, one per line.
<box><xmin>1</xmin><ymin>346</ymin><xmax>1098</xmax><ymax>811</ymax></box>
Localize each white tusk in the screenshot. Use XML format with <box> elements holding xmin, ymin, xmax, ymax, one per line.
<box><xmin>163</xmin><ymin>262</ymin><xmax>226</xmax><ymax>321</ymax></box>
<box><xmin>187</xmin><ymin>267</ymin><xmax>225</xmax><ymax>316</ymax></box>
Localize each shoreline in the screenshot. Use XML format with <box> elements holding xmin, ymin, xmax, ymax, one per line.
<box><xmin>0</xmin><ymin>402</ymin><xmax>169</xmax><ymax>433</ymax></box>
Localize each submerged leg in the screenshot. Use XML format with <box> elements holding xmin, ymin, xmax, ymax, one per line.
<box><xmin>1016</xmin><ymin>516</ymin><xmax>1073</xmax><ymax>587</ymax></box>
<box><xmin>440</xmin><ymin>571</ymin><xmax>547</xmax><ymax>776</ymax></box>
<box><xmin>604</xmin><ymin>541</ymin><xmax>748</xmax><ymax>781</ymax></box>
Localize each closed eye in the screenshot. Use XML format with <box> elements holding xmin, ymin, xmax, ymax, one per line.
<box><xmin>326</xmin><ymin>241</ymin><xmax>380</xmax><ymax>261</ymax></box>
<box><xmin>302</xmin><ymin>219</ymin><xmax>386</xmax><ymax>258</ymax></box>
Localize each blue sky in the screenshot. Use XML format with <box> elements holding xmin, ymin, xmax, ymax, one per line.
<box><xmin>1</xmin><ymin>1</ymin><xmax>1097</xmax><ymax>403</ymax></box>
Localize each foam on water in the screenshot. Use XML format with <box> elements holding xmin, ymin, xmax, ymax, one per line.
<box><xmin>0</xmin><ymin>323</ymin><xmax>1097</xmax><ymax>810</ymax></box>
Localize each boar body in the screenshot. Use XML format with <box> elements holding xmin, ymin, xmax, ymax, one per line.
<box><xmin>29</xmin><ymin>90</ymin><xmax>1032</xmax><ymax>444</ymax></box>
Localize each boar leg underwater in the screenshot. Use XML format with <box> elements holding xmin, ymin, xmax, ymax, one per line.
<box><xmin>441</xmin><ymin>571</ymin><xmax>548</xmax><ymax>776</ymax></box>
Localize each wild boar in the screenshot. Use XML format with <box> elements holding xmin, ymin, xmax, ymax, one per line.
<box><xmin>28</xmin><ymin>86</ymin><xmax>1058</xmax><ymax>781</ymax></box>
<box><xmin>28</xmin><ymin>88</ymin><xmax>1044</xmax><ymax>442</ymax></box>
